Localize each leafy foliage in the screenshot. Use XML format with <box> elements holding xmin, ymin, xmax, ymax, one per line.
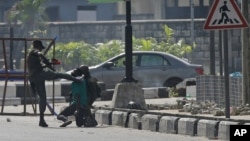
<box><xmin>95</xmin><ymin>40</ymin><xmax>124</xmax><ymax>62</ymax></box>
<box><xmin>6</xmin><ymin>0</ymin><xmax>48</xmax><ymax>31</ymax></box>
<box><xmin>48</xmin><ymin>24</ymin><xmax>194</xmax><ymax>71</ymax></box>
<box><xmin>47</xmin><ymin>41</ymin><xmax>97</xmax><ymax>71</ymax></box>
<box><xmin>133</xmin><ymin>24</ymin><xmax>193</xmax><ymax>58</ymax></box>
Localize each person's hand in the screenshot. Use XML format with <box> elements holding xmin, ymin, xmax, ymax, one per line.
<box><xmin>51</xmin><ymin>58</ymin><xmax>61</xmax><ymax>65</ymax></box>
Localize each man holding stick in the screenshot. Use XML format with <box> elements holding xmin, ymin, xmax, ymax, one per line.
<box><xmin>27</xmin><ymin>40</ymin><xmax>82</xmax><ymax>127</ymax></box>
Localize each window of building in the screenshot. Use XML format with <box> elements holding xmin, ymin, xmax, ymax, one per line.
<box><xmin>178</xmin><ymin>0</ymin><xmax>200</xmax><ymax>7</ymax></box>
<box><xmin>77</xmin><ymin>6</ymin><xmax>97</xmax><ymax>21</ymax></box>
<box><xmin>178</xmin><ymin>0</ymin><xmax>189</xmax><ymax>7</ymax></box>
<box><xmin>193</xmin><ymin>0</ymin><xmax>200</xmax><ymax>6</ymax></box>
<box><xmin>203</xmin><ymin>0</ymin><xmax>210</xmax><ymax>6</ymax></box>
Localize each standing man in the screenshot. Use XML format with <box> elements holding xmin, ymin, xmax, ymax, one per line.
<box><xmin>27</xmin><ymin>40</ymin><xmax>82</xmax><ymax>127</ymax></box>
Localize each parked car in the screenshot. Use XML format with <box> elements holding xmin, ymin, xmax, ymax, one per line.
<box><xmin>66</xmin><ymin>51</ymin><xmax>204</xmax><ymax>89</ymax></box>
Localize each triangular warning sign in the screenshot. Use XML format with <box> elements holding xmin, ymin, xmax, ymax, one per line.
<box><xmin>204</xmin><ymin>0</ymin><xmax>248</xmax><ymax>30</ymax></box>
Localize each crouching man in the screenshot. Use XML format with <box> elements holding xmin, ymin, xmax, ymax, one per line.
<box><xmin>57</xmin><ymin>65</ymin><xmax>98</xmax><ymax>127</ymax></box>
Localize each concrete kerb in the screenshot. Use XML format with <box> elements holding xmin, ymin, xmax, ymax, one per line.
<box><xmin>111</xmin><ymin>111</ymin><xmax>128</xmax><ymax>127</ymax></box>
<box><xmin>178</xmin><ymin>118</ymin><xmax>198</xmax><ymax>136</ymax></box>
<box><xmin>95</xmin><ymin>109</ymin><xmax>112</xmax><ymax>125</ymax></box>
<box><xmin>218</xmin><ymin>121</ymin><xmax>239</xmax><ymax>140</ymax></box>
<box><xmin>197</xmin><ymin>119</ymin><xmax>219</xmax><ymax>139</ymax></box>
<box><xmin>1</xmin><ymin>81</ymin><xmax>168</xmax><ymax>103</ymax></box>
<box><xmin>94</xmin><ymin>107</ymin><xmax>250</xmax><ymax>140</ymax></box>
<box><xmin>128</xmin><ymin>112</ymin><xmax>143</xmax><ymax>129</ymax></box>
<box><xmin>141</xmin><ymin>114</ymin><xmax>161</xmax><ymax>132</ymax></box>
<box><xmin>159</xmin><ymin>116</ymin><xmax>180</xmax><ymax>134</ymax></box>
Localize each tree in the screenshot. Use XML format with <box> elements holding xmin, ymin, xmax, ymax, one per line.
<box><xmin>6</xmin><ymin>0</ymin><xmax>48</xmax><ymax>69</ymax></box>
<box><xmin>6</xmin><ymin>0</ymin><xmax>48</xmax><ymax>32</ymax></box>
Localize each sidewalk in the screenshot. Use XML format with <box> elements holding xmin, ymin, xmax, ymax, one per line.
<box><xmin>92</xmin><ymin>98</ymin><xmax>250</xmax><ymax>122</ymax></box>
<box><xmin>2</xmin><ymin>97</ymin><xmax>250</xmax><ymax>122</ymax></box>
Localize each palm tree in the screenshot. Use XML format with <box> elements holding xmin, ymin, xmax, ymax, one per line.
<box><xmin>6</xmin><ymin>0</ymin><xmax>48</xmax><ymax>69</ymax></box>
<box><xmin>7</xmin><ymin>0</ymin><xmax>48</xmax><ymax>32</ymax></box>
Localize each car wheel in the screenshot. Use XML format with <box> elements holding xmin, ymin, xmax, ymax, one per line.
<box><xmin>163</xmin><ymin>78</ymin><xmax>183</xmax><ymax>88</ymax></box>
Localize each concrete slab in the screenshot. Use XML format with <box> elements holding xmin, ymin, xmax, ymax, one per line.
<box><xmin>197</xmin><ymin>119</ymin><xmax>219</xmax><ymax>139</ymax></box>
<box><xmin>178</xmin><ymin>118</ymin><xmax>198</xmax><ymax>136</ymax></box>
<box><xmin>128</xmin><ymin>113</ymin><xmax>142</xmax><ymax>129</ymax></box>
<box><xmin>14</xmin><ymin>81</ymin><xmax>62</xmax><ymax>97</ymax></box>
<box><xmin>0</xmin><ymin>81</ymin><xmax>16</xmax><ymax>98</ymax></box>
<box><xmin>100</xmin><ymin>89</ymin><xmax>114</xmax><ymax>100</ymax></box>
<box><xmin>159</xmin><ymin>116</ymin><xmax>179</xmax><ymax>134</ymax></box>
<box><xmin>186</xmin><ymin>86</ymin><xmax>196</xmax><ymax>98</ymax></box>
<box><xmin>111</xmin><ymin>83</ymin><xmax>147</xmax><ymax>110</ymax></box>
<box><xmin>141</xmin><ymin>114</ymin><xmax>161</xmax><ymax>132</ymax></box>
<box><xmin>95</xmin><ymin>109</ymin><xmax>112</xmax><ymax>125</ymax></box>
<box><xmin>111</xmin><ymin>111</ymin><xmax>128</xmax><ymax>127</ymax></box>
<box><xmin>0</xmin><ymin>97</ymin><xmax>21</xmax><ymax>106</ymax></box>
<box><xmin>143</xmin><ymin>88</ymin><xmax>159</xmax><ymax>99</ymax></box>
<box><xmin>218</xmin><ymin>121</ymin><xmax>239</xmax><ymax>140</ymax></box>
<box><xmin>45</xmin><ymin>82</ymin><xmax>61</xmax><ymax>97</ymax></box>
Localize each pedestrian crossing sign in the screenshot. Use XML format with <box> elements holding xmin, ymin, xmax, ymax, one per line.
<box><xmin>204</xmin><ymin>0</ymin><xmax>248</xmax><ymax>30</ymax></box>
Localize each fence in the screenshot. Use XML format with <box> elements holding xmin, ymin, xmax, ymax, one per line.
<box><xmin>196</xmin><ymin>75</ymin><xmax>242</xmax><ymax>107</ymax></box>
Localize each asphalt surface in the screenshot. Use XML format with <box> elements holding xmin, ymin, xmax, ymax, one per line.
<box><xmin>1</xmin><ymin>97</ymin><xmax>247</xmax><ymax>141</ymax></box>
<box><xmin>0</xmin><ymin>115</ymin><xmax>219</xmax><ymax>141</ymax></box>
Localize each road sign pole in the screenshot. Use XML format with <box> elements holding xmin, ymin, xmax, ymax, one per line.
<box><xmin>204</xmin><ymin>0</ymin><xmax>249</xmax><ymax>119</ymax></box>
<box><xmin>219</xmin><ymin>31</ymin><xmax>223</xmax><ymax>76</ymax></box>
<box><xmin>223</xmin><ymin>30</ymin><xmax>230</xmax><ymax>118</ymax></box>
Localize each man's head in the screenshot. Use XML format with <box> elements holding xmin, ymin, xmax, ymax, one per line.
<box><xmin>33</xmin><ymin>40</ymin><xmax>45</xmax><ymax>50</ymax></box>
<box><xmin>71</xmin><ymin>65</ymin><xmax>90</xmax><ymax>77</ymax></box>
<box><xmin>78</xmin><ymin>65</ymin><xmax>89</xmax><ymax>75</ymax></box>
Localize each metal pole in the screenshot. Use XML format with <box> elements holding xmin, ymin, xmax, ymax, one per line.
<box><xmin>123</xmin><ymin>0</ymin><xmax>135</xmax><ymax>82</ymax></box>
<box><xmin>190</xmin><ymin>0</ymin><xmax>194</xmax><ymax>48</ymax></box>
<box><xmin>9</xmin><ymin>27</ymin><xmax>14</xmax><ymax>70</ymax></box>
<box><xmin>241</xmin><ymin>0</ymin><xmax>250</xmax><ymax>105</ymax></box>
<box><xmin>209</xmin><ymin>0</ymin><xmax>215</xmax><ymax>75</ymax></box>
<box><xmin>219</xmin><ymin>31</ymin><xmax>223</xmax><ymax>76</ymax></box>
<box><xmin>223</xmin><ymin>30</ymin><xmax>230</xmax><ymax>118</ymax></box>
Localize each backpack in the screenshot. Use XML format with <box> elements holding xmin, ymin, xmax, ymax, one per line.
<box><xmin>86</xmin><ymin>77</ymin><xmax>101</xmax><ymax>106</ymax></box>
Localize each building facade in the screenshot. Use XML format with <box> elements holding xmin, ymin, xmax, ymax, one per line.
<box><xmin>0</xmin><ymin>0</ymin><xmax>213</xmax><ymax>22</ymax></box>
<box><xmin>1</xmin><ymin>0</ymin><xmax>247</xmax><ymax>22</ymax></box>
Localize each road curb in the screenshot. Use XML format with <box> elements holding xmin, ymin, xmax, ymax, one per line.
<box><xmin>94</xmin><ymin>109</ymin><xmax>250</xmax><ymax>140</ymax></box>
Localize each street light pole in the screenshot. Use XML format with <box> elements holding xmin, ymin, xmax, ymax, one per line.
<box><xmin>123</xmin><ymin>0</ymin><xmax>135</xmax><ymax>82</ymax></box>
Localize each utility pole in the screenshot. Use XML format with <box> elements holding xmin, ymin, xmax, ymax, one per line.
<box><xmin>242</xmin><ymin>1</ymin><xmax>250</xmax><ymax>104</ymax></box>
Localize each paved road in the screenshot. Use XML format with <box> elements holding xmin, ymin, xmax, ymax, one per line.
<box><xmin>0</xmin><ymin>115</ymin><xmax>222</xmax><ymax>141</ymax></box>
<box><xmin>1</xmin><ymin>98</ymin><xmax>250</xmax><ymax>141</ymax></box>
